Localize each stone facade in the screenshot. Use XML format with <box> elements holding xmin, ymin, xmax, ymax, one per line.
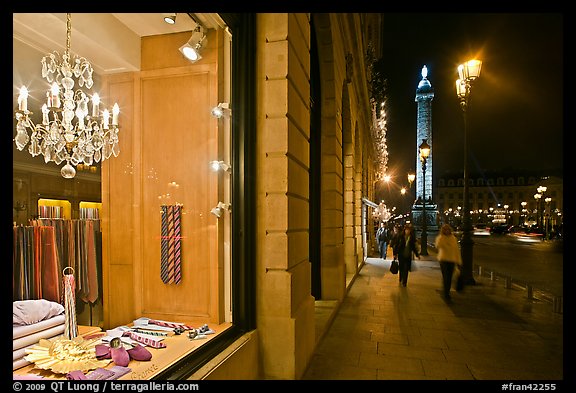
<box><xmin>250</xmin><ymin>13</ymin><xmax>380</xmax><ymax>379</ymax></box>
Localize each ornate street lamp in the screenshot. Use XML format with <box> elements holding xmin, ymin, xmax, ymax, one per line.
<box><xmin>407</xmin><ymin>171</ymin><xmax>415</xmax><ymax>187</ymax></box>
<box><xmin>419</xmin><ymin>139</ymin><xmax>430</xmax><ymax>256</ymax></box>
<box><xmin>544</xmin><ymin>197</ymin><xmax>552</xmax><ymax>239</ymax></box>
<box><xmin>534</xmin><ymin>192</ymin><xmax>542</xmax><ymax>229</ymax></box>
<box><xmin>456</xmin><ymin>59</ymin><xmax>482</xmax><ymax>285</ymax></box>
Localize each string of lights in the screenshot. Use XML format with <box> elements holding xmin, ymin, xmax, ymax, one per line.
<box><xmin>371</xmin><ymin>99</ymin><xmax>389</xmax><ymax>180</ymax></box>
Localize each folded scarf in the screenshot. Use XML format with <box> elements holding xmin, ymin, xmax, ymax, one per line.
<box><xmin>13</xmin><ymin>300</ymin><xmax>64</xmax><ymax>326</ymax></box>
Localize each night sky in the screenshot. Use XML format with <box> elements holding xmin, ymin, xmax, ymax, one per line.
<box><xmin>378</xmin><ymin>13</ymin><xmax>563</xmax><ymax>190</ymax></box>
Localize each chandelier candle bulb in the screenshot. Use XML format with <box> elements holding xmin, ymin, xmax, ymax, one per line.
<box><xmin>18</xmin><ymin>86</ymin><xmax>28</xmax><ymax>112</ymax></box>
<box><xmin>50</xmin><ymin>82</ymin><xmax>60</xmax><ymax>108</ymax></box>
<box><xmin>112</xmin><ymin>103</ymin><xmax>119</xmax><ymax>126</ymax></box>
<box><xmin>103</xmin><ymin>109</ymin><xmax>110</xmax><ymax>129</ymax></box>
<box><xmin>92</xmin><ymin>93</ymin><xmax>100</xmax><ymax>117</ymax></box>
<box><xmin>41</xmin><ymin>104</ymin><xmax>49</xmax><ymax>125</ymax></box>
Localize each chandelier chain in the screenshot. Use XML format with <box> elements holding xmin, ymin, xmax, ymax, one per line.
<box><xmin>65</xmin><ymin>13</ymin><xmax>71</xmax><ymax>57</ymax></box>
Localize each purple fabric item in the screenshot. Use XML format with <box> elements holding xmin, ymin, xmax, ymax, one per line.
<box><xmin>110</xmin><ymin>346</ymin><xmax>130</xmax><ymax>367</ymax></box>
<box><xmin>95</xmin><ymin>344</ymin><xmax>111</xmax><ymax>359</ymax></box>
<box><xmin>66</xmin><ymin>370</ymin><xmax>87</xmax><ymax>380</ymax></box>
<box><xmin>86</xmin><ymin>368</ymin><xmax>115</xmax><ymax>380</ymax></box>
<box><xmin>108</xmin><ymin>365</ymin><xmax>131</xmax><ymax>380</ymax></box>
<box><xmin>127</xmin><ymin>344</ymin><xmax>152</xmax><ymax>361</ymax></box>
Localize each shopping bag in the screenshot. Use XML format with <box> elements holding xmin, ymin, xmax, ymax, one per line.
<box><xmin>389</xmin><ymin>259</ymin><xmax>399</xmax><ymax>274</ymax></box>
<box><xmin>454</xmin><ymin>265</ymin><xmax>464</xmax><ymax>292</ymax></box>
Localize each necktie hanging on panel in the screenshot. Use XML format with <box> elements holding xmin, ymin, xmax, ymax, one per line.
<box><xmin>173</xmin><ymin>205</ymin><xmax>182</xmax><ymax>284</ymax></box>
<box><xmin>160</xmin><ymin>204</ymin><xmax>182</xmax><ymax>284</ymax></box>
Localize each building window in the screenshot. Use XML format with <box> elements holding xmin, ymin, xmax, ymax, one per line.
<box><xmin>507</xmin><ymin>177</ymin><xmax>514</xmax><ymax>185</ymax></box>
<box><xmin>477</xmin><ymin>178</ymin><xmax>484</xmax><ymax>186</ymax></box>
<box><xmin>448</xmin><ymin>179</ymin><xmax>455</xmax><ymax>186</ymax></box>
<box><xmin>518</xmin><ymin>177</ymin><xmax>525</xmax><ymax>185</ymax></box>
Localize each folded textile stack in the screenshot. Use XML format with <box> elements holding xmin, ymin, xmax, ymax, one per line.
<box><xmin>13</xmin><ymin>300</ymin><xmax>65</xmax><ymax>370</ymax></box>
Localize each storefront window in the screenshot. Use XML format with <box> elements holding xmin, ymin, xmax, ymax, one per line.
<box><xmin>13</xmin><ymin>13</ymin><xmax>255</xmax><ymax>380</ymax></box>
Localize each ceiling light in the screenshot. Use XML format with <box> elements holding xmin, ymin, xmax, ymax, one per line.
<box><xmin>179</xmin><ymin>25</ymin><xmax>206</xmax><ymax>62</ymax></box>
<box><xmin>13</xmin><ymin>13</ymin><xmax>120</xmax><ymax>179</ymax></box>
<box><xmin>164</xmin><ymin>13</ymin><xmax>176</xmax><ymax>24</ymax></box>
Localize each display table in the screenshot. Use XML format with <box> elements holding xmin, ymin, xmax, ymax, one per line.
<box><xmin>13</xmin><ymin>322</ymin><xmax>232</xmax><ymax>380</ymax></box>
<box><xmin>13</xmin><ymin>325</ymin><xmax>103</xmax><ymax>378</ymax></box>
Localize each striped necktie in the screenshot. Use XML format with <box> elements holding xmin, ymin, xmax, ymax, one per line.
<box><xmin>148</xmin><ymin>319</ymin><xmax>195</xmax><ymax>331</ymax></box>
<box><xmin>173</xmin><ymin>205</ymin><xmax>182</xmax><ymax>284</ymax></box>
<box><xmin>123</xmin><ymin>331</ymin><xmax>166</xmax><ymax>348</ymax></box>
<box><xmin>160</xmin><ymin>205</ymin><xmax>182</xmax><ymax>285</ymax></box>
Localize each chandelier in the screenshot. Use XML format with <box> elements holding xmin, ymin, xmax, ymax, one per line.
<box><xmin>14</xmin><ymin>13</ymin><xmax>120</xmax><ymax>179</ymax></box>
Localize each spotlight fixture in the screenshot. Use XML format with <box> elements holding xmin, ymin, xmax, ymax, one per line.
<box><xmin>210</xmin><ymin>202</ymin><xmax>231</xmax><ymax>218</ymax></box>
<box><xmin>163</xmin><ymin>13</ymin><xmax>177</xmax><ymax>25</ymax></box>
<box><xmin>179</xmin><ymin>25</ymin><xmax>206</xmax><ymax>62</ymax></box>
<box><xmin>210</xmin><ymin>102</ymin><xmax>231</xmax><ymax>119</ymax></box>
<box><xmin>209</xmin><ymin>160</ymin><xmax>231</xmax><ymax>172</ymax></box>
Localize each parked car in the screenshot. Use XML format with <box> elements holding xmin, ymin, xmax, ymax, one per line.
<box><xmin>473</xmin><ymin>224</ymin><xmax>490</xmax><ymax>236</ymax></box>
<box><xmin>490</xmin><ymin>224</ymin><xmax>510</xmax><ymax>235</ymax></box>
<box><xmin>509</xmin><ymin>226</ymin><xmax>544</xmax><ymax>243</ymax></box>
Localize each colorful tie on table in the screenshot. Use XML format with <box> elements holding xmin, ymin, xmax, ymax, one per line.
<box><xmin>148</xmin><ymin>319</ymin><xmax>195</xmax><ymax>331</ymax></box>
<box><xmin>123</xmin><ymin>331</ymin><xmax>166</xmax><ymax>349</ymax></box>
<box><xmin>161</xmin><ymin>204</ymin><xmax>182</xmax><ymax>284</ymax></box>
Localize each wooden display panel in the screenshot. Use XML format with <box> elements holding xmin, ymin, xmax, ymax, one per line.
<box><xmin>102</xmin><ymin>30</ymin><xmax>225</xmax><ymax>335</ymax></box>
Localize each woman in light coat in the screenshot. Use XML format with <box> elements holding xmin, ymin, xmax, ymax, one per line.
<box><xmin>434</xmin><ymin>224</ymin><xmax>462</xmax><ymax>300</ymax></box>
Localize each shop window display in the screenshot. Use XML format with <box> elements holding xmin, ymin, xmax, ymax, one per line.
<box><xmin>13</xmin><ymin>13</ymin><xmax>240</xmax><ymax>380</ymax></box>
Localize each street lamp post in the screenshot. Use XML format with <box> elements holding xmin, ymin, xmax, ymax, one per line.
<box><xmin>521</xmin><ymin>201</ymin><xmax>527</xmax><ymax>225</ymax></box>
<box><xmin>456</xmin><ymin>59</ymin><xmax>482</xmax><ymax>285</ymax></box>
<box><xmin>407</xmin><ymin>171</ymin><xmax>415</xmax><ymax>222</ymax></box>
<box><xmin>419</xmin><ymin>139</ymin><xmax>430</xmax><ymax>256</ymax></box>
<box><xmin>533</xmin><ymin>192</ymin><xmax>541</xmax><ymax>229</ymax></box>
<box><xmin>407</xmin><ymin>172</ymin><xmax>415</xmax><ymax>188</ymax></box>
<box><xmin>536</xmin><ymin>185</ymin><xmax>547</xmax><ymax>231</ymax></box>
<box><xmin>545</xmin><ymin>197</ymin><xmax>552</xmax><ymax>239</ymax></box>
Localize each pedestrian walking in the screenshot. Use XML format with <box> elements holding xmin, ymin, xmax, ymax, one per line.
<box><xmin>394</xmin><ymin>224</ymin><xmax>420</xmax><ymax>287</ymax></box>
<box><xmin>389</xmin><ymin>224</ymin><xmax>401</xmax><ymax>261</ymax></box>
<box><xmin>376</xmin><ymin>222</ymin><xmax>388</xmax><ymax>260</ymax></box>
<box><xmin>434</xmin><ymin>224</ymin><xmax>462</xmax><ymax>300</ymax></box>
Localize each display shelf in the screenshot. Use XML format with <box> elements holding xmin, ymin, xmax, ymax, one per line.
<box><xmin>37</xmin><ymin>198</ymin><xmax>71</xmax><ymax>219</ymax></box>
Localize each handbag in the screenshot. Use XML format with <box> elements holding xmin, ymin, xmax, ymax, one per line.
<box><xmin>389</xmin><ymin>259</ymin><xmax>399</xmax><ymax>274</ymax></box>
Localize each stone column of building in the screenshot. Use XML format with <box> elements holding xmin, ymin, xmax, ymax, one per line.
<box><xmin>255</xmin><ymin>13</ymin><xmax>315</xmax><ymax>380</ymax></box>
